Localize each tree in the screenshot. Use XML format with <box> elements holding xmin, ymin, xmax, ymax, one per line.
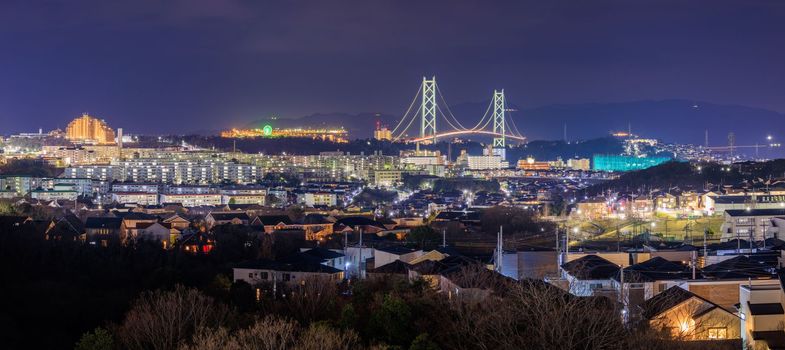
<box><xmin>229</xmin><ymin>280</ymin><xmax>256</xmax><ymax>312</ymax></box>
<box><xmin>407</xmin><ymin>226</ymin><xmax>440</xmax><ymax>249</ymax></box>
<box><xmin>117</xmin><ymin>285</ymin><xmax>232</xmax><ymax>350</ymax></box>
<box><xmin>480</xmin><ymin>206</ymin><xmax>546</xmax><ymax>238</ymax></box>
<box><xmin>368</xmin><ymin>294</ymin><xmax>414</xmax><ymax>346</ymax></box>
<box><xmin>181</xmin><ymin>316</ymin><xmax>298</xmax><ymax>350</ymax></box>
<box><xmin>296</xmin><ymin>323</ymin><xmax>360</xmax><ymax>350</ymax></box>
<box><xmin>338</xmin><ymin>303</ymin><xmax>358</xmax><ymax>330</ymax></box>
<box><xmin>75</xmin><ymin>327</ymin><xmax>114</xmax><ymax>350</ymax></box>
<box><xmin>283</xmin><ymin>276</ymin><xmax>339</xmax><ymax>323</ymax></box>
<box><xmin>265</xmin><ymin>194</ymin><xmax>281</xmax><ymax>207</ymax></box>
<box><xmin>409</xmin><ymin>333</ymin><xmax>440</xmax><ymax>350</ymax></box>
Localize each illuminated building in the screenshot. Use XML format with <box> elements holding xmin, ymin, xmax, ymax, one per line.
<box><xmin>467</xmin><ymin>155</ymin><xmax>508</xmax><ymax>170</ymax></box>
<box><xmin>567</xmin><ymin>158</ymin><xmax>591</xmax><ymax>171</ymax></box>
<box><xmin>517</xmin><ymin>157</ymin><xmax>550</xmax><ymax>171</ymax></box>
<box><xmin>65</xmin><ymin>114</ymin><xmax>116</xmax><ymax>145</ymax></box>
<box><xmin>301</xmin><ymin>192</ymin><xmax>338</xmax><ymax>207</ymax></box>
<box><xmin>111</xmin><ymin>192</ymin><xmax>159</xmax><ymax>205</ymax></box>
<box><xmin>220</xmin><ymin>186</ymin><xmax>267</xmax><ymax>205</ymax></box>
<box><xmin>374</xmin><ymin>121</ymin><xmax>392</xmax><ymax>141</ymax></box>
<box><xmin>63</xmin><ymin>159</ymin><xmax>262</xmax><ymax>184</ymax></box>
<box><xmin>221</xmin><ymin>126</ymin><xmax>348</xmax><ymax>143</ymax></box>
<box><xmin>592</xmin><ymin>154</ymin><xmax>671</xmax><ymax>172</ymax></box>
<box><xmin>159</xmin><ymin>193</ymin><xmax>222</xmax><ymax>207</ymax></box>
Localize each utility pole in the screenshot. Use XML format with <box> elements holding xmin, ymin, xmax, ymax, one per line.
<box><xmin>495</xmin><ymin>226</ymin><xmax>504</xmax><ymax>273</ymax></box>
<box><xmin>358</xmin><ymin>227</ymin><xmax>363</xmax><ymax>279</ymax></box>
<box><xmin>442</xmin><ymin>229</ymin><xmax>446</xmax><ymax>248</ymax></box>
<box><xmin>703</xmin><ymin>228</ymin><xmax>708</xmax><ymax>265</ymax></box>
<box><xmin>556</xmin><ymin>226</ymin><xmax>561</xmax><ymax>266</ymax></box>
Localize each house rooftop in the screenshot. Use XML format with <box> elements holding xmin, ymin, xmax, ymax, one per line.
<box><xmin>85</xmin><ymin>217</ymin><xmax>123</xmax><ymax>229</ymax></box>
<box><xmin>702</xmin><ymin>255</ymin><xmax>775</xmax><ymax>279</ymax></box>
<box><xmin>617</xmin><ymin>257</ymin><xmax>692</xmax><ymax>282</ymax></box>
<box><xmin>369</xmin><ymin>260</ymin><xmax>411</xmax><ymax>274</ymax></box>
<box><xmin>235</xmin><ymin>259</ymin><xmax>341</xmax><ymax>274</ymax></box>
<box><xmin>726</xmin><ymin>209</ymin><xmax>785</xmax><ymax>217</ymax></box>
<box><xmin>561</xmin><ymin>255</ymin><xmax>620</xmax><ymax>280</ymax></box>
<box><xmin>748</xmin><ymin>302</ymin><xmax>785</xmax><ymax>316</ymax></box>
<box><xmin>641</xmin><ymin>286</ymin><xmax>709</xmax><ymax>319</ymax></box>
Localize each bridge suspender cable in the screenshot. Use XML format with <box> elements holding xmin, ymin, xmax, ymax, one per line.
<box><xmin>390</xmin><ymin>83</ymin><xmax>423</xmax><ymax>137</ymax></box>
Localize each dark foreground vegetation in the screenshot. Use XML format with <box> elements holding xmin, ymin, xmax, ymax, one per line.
<box><xmin>0</xmin><ymin>217</ymin><xmax>739</xmax><ymax>350</ymax></box>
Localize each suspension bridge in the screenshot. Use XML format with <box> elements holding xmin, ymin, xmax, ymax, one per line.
<box><xmin>390</xmin><ymin>77</ymin><xmax>526</xmax><ymax>150</ymax></box>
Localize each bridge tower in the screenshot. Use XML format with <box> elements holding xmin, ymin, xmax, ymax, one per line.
<box><xmin>420</xmin><ymin>77</ymin><xmax>437</xmax><ymax>143</ymax></box>
<box><xmin>492</xmin><ymin>89</ymin><xmax>506</xmax><ymax>159</ymax></box>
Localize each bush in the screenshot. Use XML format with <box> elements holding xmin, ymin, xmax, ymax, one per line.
<box><xmin>117</xmin><ymin>285</ymin><xmax>232</xmax><ymax>350</ymax></box>
<box><xmin>75</xmin><ymin>327</ymin><xmax>114</xmax><ymax>350</ymax></box>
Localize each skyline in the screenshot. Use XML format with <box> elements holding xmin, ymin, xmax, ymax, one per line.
<box><xmin>1</xmin><ymin>0</ymin><xmax>784</xmax><ymax>136</ymax></box>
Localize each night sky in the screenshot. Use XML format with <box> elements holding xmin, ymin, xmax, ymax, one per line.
<box><xmin>1</xmin><ymin>0</ymin><xmax>784</xmax><ymax>135</ymax></box>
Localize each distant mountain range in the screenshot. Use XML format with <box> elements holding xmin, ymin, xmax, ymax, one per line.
<box><xmin>233</xmin><ymin>99</ymin><xmax>784</xmax><ymax>147</ymax></box>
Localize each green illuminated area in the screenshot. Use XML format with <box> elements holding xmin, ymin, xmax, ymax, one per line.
<box><xmin>592</xmin><ymin>154</ymin><xmax>671</xmax><ymax>171</ymax></box>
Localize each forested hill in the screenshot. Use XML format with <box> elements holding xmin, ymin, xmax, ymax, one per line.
<box><xmin>584</xmin><ymin>159</ymin><xmax>785</xmax><ymax>195</ymax></box>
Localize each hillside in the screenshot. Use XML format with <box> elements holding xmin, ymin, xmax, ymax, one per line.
<box><xmin>584</xmin><ymin>159</ymin><xmax>785</xmax><ymax>195</ymax></box>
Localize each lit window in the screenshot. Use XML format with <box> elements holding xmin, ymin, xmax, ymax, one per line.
<box><xmin>708</xmin><ymin>327</ymin><xmax>727</xmax><ymax>339</ymax></box>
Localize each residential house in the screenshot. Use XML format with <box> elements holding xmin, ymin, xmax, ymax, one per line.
<box><xmin>205</xmin><ymin>211</ymin><xmax>251</xmax><ymax>227</ymax></box>
<box><xmin>233</xmin><ymin>258</ymin><xmax>344</xmax><ymax>285</ymax></box>
<box><xmin>300</xmin><ymin>247</ymin><xmax>346</xmax><ymax>271</ymax></box>
<box><xmin>720</xmin><ymin>209</ymin><xmax>785</xmax><ymax>242</ymax></box>
<box><xmin>252</xmin><ymin>215</ymin><xmax>294</xmax><ymax>233</ymax></box>
<box><xmin>642</xmin><ymin>286</ymin><xmax>741</xmax><ymax>342</ymax></box>
<box><xmin>367</xmin><ymin>260</ymin><xmax>411</xmax><ymax>280</ymax></box>
<box><xmin>559</xmin><ymin>254</ymin><xmax>621</xmax><ymax>297</ymax></box>
<box><xmin>739</xmin><ymin>283</ymin><xmax>785</xmax><ymax>349</ymax></box>
<box><xmin>574</xmin><ymin>198</ymin><xmax>609</xmax><ymax>220</ymax></box>
<box><xmin>615</xmin><ymin>257</ymin><xmax>695</xmax><ymax>320</ymax></box>
<box><xmin>301</xmin><ymin>214</ymin><xmax>334</xmax><ymax>240</ymax></box>
<box><xmin>117</xmin><ymin>212</ymin><xmax>159</xmax><ymax>241</ymax></box>
<box><xmin>177</xmin><ymin>230</ymin><xmax>214</xmax><ymax>254</ymax></box>
<box><xmin>162</xmin><ymin>213</ymin><xmax>191</xmax><ymax>230</ymax></box>
<box><xmin>45</xmin><ymin>212</ymin><xmax>84</xmax><ymax>241</ymax></box>
<box><xmin>374</xmin><ymin>246</ymin><xmax>423</xmax><ymax>267</ymax></box>
<box><xmin>84</xmin><ymin>217</ymin><xmax>123</xmax><ymax>246</ymax></box>
<box><xmin>136</xmin><ymin>222</ymin><xmax>176</xmax><ymax>248</ymax></box>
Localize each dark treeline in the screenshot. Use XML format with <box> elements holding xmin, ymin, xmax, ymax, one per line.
<box><xmin>0</xmin><ymin>222</ymin><xmax>284</xmax><ymax>349</ymax></box>
<box><xmin>0</xmin><ymin>158</ymin><xmax>62</xmax><ymax>177</ymax></box>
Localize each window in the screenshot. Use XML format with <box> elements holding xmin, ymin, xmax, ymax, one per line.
<box><xmin>248</xmin><ymin>273</ymin><xmax>253</xmax><ymax>278</ymax></box>
<box><xmin>283</xmin><ymin>273</ymin><xmax>291</xmax><ymax>281</ymax></box>
<box><xmin>708</xmin><ymin>327</ymin><xmax>727</xmax><ymax>339</ymax></box>
<box><xmin>261</xmin><ymin>272</ymin><xmax>268</xmax><ymax>280</ymax></box>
